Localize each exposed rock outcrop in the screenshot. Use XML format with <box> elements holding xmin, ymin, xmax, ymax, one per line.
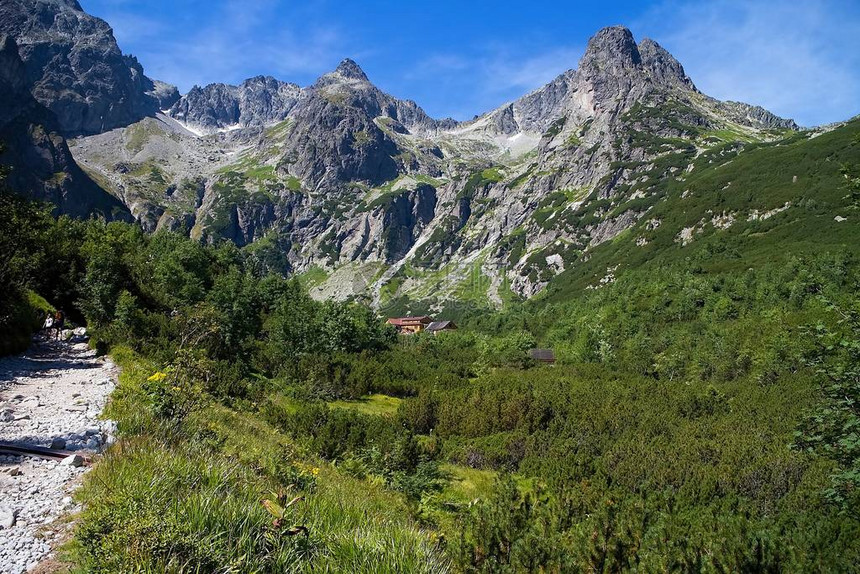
<box><xmin>35</xmin><ymin>3</ymin><xmax>797</xmax><ymax>304</ymax></box>
<box><xmin>168</xmin><ymin>76</ymin><xmax>302</xmax><ymax>133</ymax></box>
<box><xmin>0</xmin><ymin>35</ymin><xmax>129</xmax><ymax>219</ymax></box>
<box><xmin>0</xmin><ymin>0</ymin><xmax>177</xmax><ymax>136</ymax></box>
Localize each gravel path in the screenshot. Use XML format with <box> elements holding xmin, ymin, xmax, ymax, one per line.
<box><xmin>0</xmin><ymin>334</ymin><xmax>117</xmax><ymax>573</ymax></box>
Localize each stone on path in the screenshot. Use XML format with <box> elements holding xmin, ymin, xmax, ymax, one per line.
<box><xmin>0</xmin><ymin>507</ymin><xmax>18</xmax><ymax>529</ymax></box>
<box><xmin>59</xmin><ymin>454</ymin><xmax>84</xmax><ymax>468</ymax></box>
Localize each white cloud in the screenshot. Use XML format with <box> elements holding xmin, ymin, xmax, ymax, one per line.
<box><xmin>97</xmin><ymin>12</ymin><xmax>166</xmax><ymax>44</ymax></box>
<box><xmin>634</xmin><ymin>0</ymin><xmax>860</xmax><ymax>125</ymax></box>
<box><xmin>83</xmin><ymin>0</ymin><xmax>859</xmax><ymax>125</ymax></box>
<box><xmin>485</xmin><ymin>47</ymin><xmax>582</xmax><ymax>94</ymax></box>
<box><xmin>86</xmin><ymin>0</ymin><xmax>347</xmax><ymax>93</ymax></box>
<box><xmin>406</xmin><ymin>44</ymin><xmax>583</xmax><ymax>119</ymax></box>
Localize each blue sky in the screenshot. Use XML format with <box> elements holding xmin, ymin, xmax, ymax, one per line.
<box><xmin>81</xmin><ymin>0</ymin><xmax>860</xmax><ymax>127</ymax></box>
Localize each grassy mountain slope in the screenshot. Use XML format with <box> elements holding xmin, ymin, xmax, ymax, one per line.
<box><xmin>2</xmin><ymin>118</ymin><xmax>859</xmax><ymax>570</ymax></box>
<box><xmin>543</xmin><ymin>119</ymin><xmax>860</xmax><ymax>300</ymax></box>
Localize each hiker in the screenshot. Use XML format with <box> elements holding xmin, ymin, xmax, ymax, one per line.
<box><xmin>53</xmin><ymin>310</ymin><xmax>65</xmax><ymax>340</ymax></box>
<box><xmin>43</xmin><ymin>312</ymin><xmax>54</xmax><ymax>335</ymax></box>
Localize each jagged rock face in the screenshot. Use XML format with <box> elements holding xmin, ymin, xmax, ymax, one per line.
<box><xmin>168</xmin><ymin>76</ymin><xmax>302</xmax><ymax>133</ymax></box>
<box><xmin>52</xmin><ymin>8</ymin><xmax>799</xmax><ymax>305</ymax></box>
<box><xmin>278</xmin><ymin>89</ymin><xmax>400</xmax><ymax>188</ymax></box>
<box><xmin>169</xmin><ymin>84</ymin><xmax>243</xmax><ymax>131</ymax></box>
<box><xmin>269</xmin><ymin>59</ymin><xmax>449</xmax><ymax>188</ymax></box>
<box><xmin>0</xmin><ymin>0</ymin><xmax>178</xmax><ymax>136</ymax></box>
<box><xmin>716</xmin><ymin>101</ymin><xmax>799</xmax><ymax>130</ymax></box>
<box><xmin>637</xmin><ymin>38</ymin><xmax>695</xmax><ymax>91</ymax></box>
<box><xmin>505</xmin><ymin>70</ymin><xmax>575</xmax><ymax>134</ymax></box>
<box><xmin>0</xmin><ymin>35</ymin><xmax>130</xmax><ymax>219</ymax></box>
<box><xmin>312</xmin><ymin>59</ymin><xmax>442</xmax><ymax>134</ymax></box>
<box><xmin>381</xmin><ymin>184</ymin><xmax>437</xmax><ymax>260</ymax></box>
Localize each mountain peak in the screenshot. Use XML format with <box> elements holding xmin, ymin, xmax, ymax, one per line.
<box><xmin>580</xmin><ymin>26</ymin><xmax>641</xmax><ymax>70</ymax></box>
<box><xmin>637</xmin><ymin>37</ymin><xmax>695</xmax><ymax>90</ymax></box>
<box><xmin>334</xmin><ymin>58</ymin><xmax>368</xmax><ymax>81</ymax></box>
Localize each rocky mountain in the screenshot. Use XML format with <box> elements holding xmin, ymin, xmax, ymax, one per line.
<box><xmin>0</xmin><ymin>0</ymin><xmax>178</xmax><ymax>136</ymax></box>
<box><xmin>0</xmin><ymin>0</ymin><xmax>808</xmax><ymax>308</ymax></box>
<box><xmin>0</xmin><ymin>34</ymin><xmax>129</xmax><ymax>219</ymax></box>
<box><xmin>167</xmin><ymin>76</ymin><xmax>302</xmax><ymax>134</ymax></box>
<box><xmin>72</xmin><ymin>25</ymin><xmax>803</xmax><ymax>306</ymax></box>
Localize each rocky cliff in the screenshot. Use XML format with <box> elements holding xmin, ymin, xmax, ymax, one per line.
<box><xmin>2</xmin><ymin>0</ymin><xmax>802</xmax><ymax>307</ymax></box>
<box><xmin>0</xmin><ymin>0</ymin><xmax>178</xmax><ymax>136</ymax></box>
<box><xmin>167</xmin><ymin>76</ymin><xmax>302</xmax><ymax>134</ymax></box>
<box><xmin>0</xmin><ymin>34</ymin><xmax>129</xmax><ymax>219</ymax></box>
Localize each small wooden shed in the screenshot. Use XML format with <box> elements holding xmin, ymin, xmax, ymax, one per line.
<box><xmin>528</xmin><ymin>348</ymin><xmax>556</xmax><ymax>364</ymax></box>
<box><xmin>426</xmin><ymin>320</ymin><xmax>457</xmax><ymax>334</ymax></box>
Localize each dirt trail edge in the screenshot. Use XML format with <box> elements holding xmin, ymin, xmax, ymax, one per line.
<box><xmin>0</xmin><ymin>334</ymin><xmax>117</xmax><ymax>574</ymax></box>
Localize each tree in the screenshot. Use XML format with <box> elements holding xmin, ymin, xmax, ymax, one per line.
<box><xmin>794</xmin><ymin>298</ymin><xmax>860</xmax><ymax>515</ymax></box>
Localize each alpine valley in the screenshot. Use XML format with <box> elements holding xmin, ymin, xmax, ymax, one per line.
<box><xmin>4</xmin><ymin>0</ymin><xmax>846</xmax><ymax>313</ymax></box>
<box><xmin>4</xmin><ymin>1</ymin><xmax>860</xmax><ymax>572</ymax></box>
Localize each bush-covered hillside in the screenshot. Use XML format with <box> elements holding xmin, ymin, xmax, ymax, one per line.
<box><xmin>0</xmin><ymin>120</ymin><xmax>858</xmax><ymax>571</ymax></box>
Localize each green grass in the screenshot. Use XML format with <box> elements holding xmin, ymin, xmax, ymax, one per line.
<box><xmin>699</xmin><ymin>128</ymin><xmax>758</xmax><ymax>144</ymax></box>
<box><xmin>368</xmin><ymin>188</ymin><xmax>409</xmax><ymax>210</ymax></box>
<box><xmin>244</xmin><ymin>164</ymin><xmax>276</xmax><ymax>183</ymax></box>
<box><xmin>124</xmin><ymin>121</ymin><xmax>164</xmax><ymax>154</ymax></box>
<box><xmin>540</xmin><ymin>118</ymin><xmax>860</xmax><ymax>300</ymax></box>
<box><xmin>297</xmin><ymin>265</ymin><xmax>330</xmax><ymax>289</ymax></box>
<box><xmin>329</xmin><ymin>394</ymin><xmax>403</xmax><ymax>417</ymax></box>
<box><xmin>497</xmin><ymin>276</ymin><xmax>522</xmax><ymax>307</ymax></box>
<box><xmin>69</xmin><ymin>347</ymin><xmax>449</xmax><ymax>572</ymax></box>
<box><xmin>451</xmin><ymin>252</ymin><xmax>493</xmax><ymax>306</ymax></box>
<box><xmin>216</xmin><ymin>155</ymin><xmax>279</xmax><ymax>187</ymax></box>
<box><xmin>379</xmin><ymin>274</ymin><xmax>405</xmax><ymax>306</ymax></box>
<box><xmin>413</xmin><ymin>174</ymin><xmax>447</xmax><ymax>187</ymax></box>
<box><xmin>480</xmin><ymin>167</ymin><xmax>504</xmax><ymax>183</ymax></box>
<box><xmin>264</xmin><ymin>119</ymin><xmax>295</xmax><ymax>140</ymax></box>
<box><xmin>439</xmin><ymin>464</ymin><xmax>496</xmax><ymax>503</ymax></box>
<box><xmin>457</xmin><ymin>168</ymin><xmax>504</xmax><ymax>200</ymax></box>
<box><xmin>286</xmin><ymin>175</ymin><xmax>302</xmax><ymax>192</ymax></box>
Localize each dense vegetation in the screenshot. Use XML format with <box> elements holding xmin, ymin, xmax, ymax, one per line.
<box><xmin>0</xmin><ymin>121</ymin><xmax>859</xmax><ymax>571</ymax></box>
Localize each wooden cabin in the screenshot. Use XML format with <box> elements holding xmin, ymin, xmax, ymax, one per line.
<box><xmin>386</xmin><ymin>316</ymin><xmax>434</xmax><ymax>334</ymax></box>
<box><xmin>426</xmin><ymin>320</ymin><xmax>457</xmax><ymax>335</ymax></box>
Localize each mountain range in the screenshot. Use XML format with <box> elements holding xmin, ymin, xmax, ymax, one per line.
<box><xmin>1</xmin><ymin>0</ymin><xmax>841</xmax><ymax>310</ymax></box>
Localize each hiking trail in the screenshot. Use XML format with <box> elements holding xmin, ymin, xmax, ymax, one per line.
<box><xmin>0</xmin><ymin>333</ymin><xmax>117</xmax><ymax>573</ymax></box>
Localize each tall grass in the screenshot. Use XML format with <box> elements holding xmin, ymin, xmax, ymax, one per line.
<box><xmin>69</xmin><ymin>347</ymin><xmax>448</xmax><ymax>573</ymax></box>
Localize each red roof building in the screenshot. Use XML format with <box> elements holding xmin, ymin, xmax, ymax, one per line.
<box><xmin>386</xmin><ymin>316</ymin><xmax>434</xmax><ymax>334</ymax></box>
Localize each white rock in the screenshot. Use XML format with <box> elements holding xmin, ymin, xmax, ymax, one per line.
<box><xmin>59</xmin><ymin>454</ymin><xmax>84</xmax><ymax>467</ymax></box>
<box><xmin>0</xmin><ymin>507</ymin><xmax>17</xmax><ymax>529</ymax></box>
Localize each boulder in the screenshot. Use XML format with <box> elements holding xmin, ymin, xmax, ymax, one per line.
<box><xmin>0</xmin><ymin>507</ymin><xmax>17</xmax><ymax>529</ymax></box>
<box><xmin>59</xmin><ymin>454</ymin><xmax>84</xmax><ymax>467</ymax></box>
